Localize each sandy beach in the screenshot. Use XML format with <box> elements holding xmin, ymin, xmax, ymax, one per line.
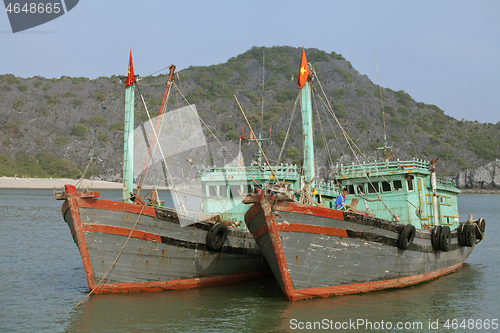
<box><xmin>0</xmin><ymin>177</ymin><xmax>124</xmax><ymax>189</ymax></box>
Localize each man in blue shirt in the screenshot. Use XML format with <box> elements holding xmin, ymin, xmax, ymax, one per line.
<box><xmin>335</xmin><ymin>188</ymin><xmax>348</xmax><ymax>209</ymax></box>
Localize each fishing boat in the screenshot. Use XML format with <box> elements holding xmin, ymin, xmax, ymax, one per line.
<box><xmin>54</xmin><ymin>51</ymin><xmax>277</xmax><ymax>294</ymax></box>
<box><xmin>244</xmin><ymin>48</ymin><xmax>486</xmax><ymax>301</ymax></box>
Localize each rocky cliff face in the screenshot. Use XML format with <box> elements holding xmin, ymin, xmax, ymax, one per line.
<box><xmin>455</xmin><ymin>159</ymin><xmax>500</xmax><ymax>190</ymax></box>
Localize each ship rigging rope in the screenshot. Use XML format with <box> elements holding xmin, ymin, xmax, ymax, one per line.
<box><xmin>136</xmin><ymin>65</ymin><xmax>172</xmax><ymax>82</ymax></box>
<box><xmin>139</xmin><ymin>75</ymin><xmax>204</xmax><ymax>218</ymax></box>
<box><xmin>75</xmin><ymin>202</ymin><xmax>148</xmax><ymax>307</ymax></box>
<box><xmin>173</xmin><ymin>82</ymin><xmax>238</xmax><ymax>162</ymax></box>
<box><xmin>75</xmin><ymin>69</ymin><xmax>235</xmax><ymax>221</ymax></box>
<box><xmin>234</xmin><ymin>95</ymin><xmax>281</xmax><ymax>184</ymax></box>
<box><xmin>374</xmin><ymin>52</ymin><xmax>387</xmax><ymax>141</ymax></box>
<box><xmin>175</xmin><ymin>86</ymin><xmax>196</xmax><ymax>181</ymax></box>
<box><xmin>310</xmin><ymin>67</ymin><xmax>418</xmax><ymax>218</ymax></box>
<box><xmin>140</xmin><ymin>75</ymin><xmax>270</xmax><ymax>215</ymax></box>
<box><xmin>261</xmin><ymin>49</ymin><xmax>265</xmax><ymax>136</ymax></box>
<box><xmin>313</xmin><ymin>92</ymin><xmax>334</xmax><ymax>174</ymax></box>
<box><xmin>316</xmin><ymin>91</ymin><xmax>345</xmax><ymax>157</ymax></box>
<box><xmin>277</xmin><ymin>94</ymin><xmax>300</xmax><ymax>163</ymax></box>
<box><xmin>173</xmin><ymin>71</ymin><xmax>200</xmax><ymax>214</ymax></box>
<box><xmin>168</xmin><ymin>82</ymin><xmax>238</xmax><ymax>216</ymax></box>
<box><xmin>135</xmin><ymin>84</ymin><xmax>188</xmax><ymax>216</ymax></box>
<box><xmin>311</xmin><ymin>80</ymin><xmax>416</xmax><ymax>215</ymax></box>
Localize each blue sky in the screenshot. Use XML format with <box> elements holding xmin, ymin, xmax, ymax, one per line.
<box><xmin>1</xmin><ymin>0</ymin><xmax>499</xmax><ymax>123</ymax></box>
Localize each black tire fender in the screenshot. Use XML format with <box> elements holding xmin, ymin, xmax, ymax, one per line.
<box><xmin>439</xmin><ymin>226</ymin><xmax>451</xmax><ymax>252</ymax></box>
<box><xmin>398</xmin><ymin>224</ymin><xmax>416</xmax><ymax>250</ymax></box>
<box><xmin>206</xmin><ymin>222</ymin><xmax>228</xmax><ymax>251</ymax></box>
<box><xmin>457</xmin><ymin>224</ymin><xmax>467</xmax><ymax>247</ymax></box>
<box><xmin>431</xmin><ymin>225</ymin><xmax>442</xmax><ymax>251</ymax></box>
<box><xmin>466</xmin><ymin>224</ymin><xmax>476</xmax><ymax>247</ymax></box>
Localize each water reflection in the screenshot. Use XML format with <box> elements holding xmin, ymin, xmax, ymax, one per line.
<box><xmin>64</xmin><ymin>263</ymin><xmax>490</xmax><ymax>333</ymax></box>
<box><xmin>66</xmin><ymin>277</ymin><xmax>286</xmax><ymax>332</ymax></box>
<box><xmin>1</xmin><ymin>190</ymin><xmax>495</xmax><ymax>332</ymax></box>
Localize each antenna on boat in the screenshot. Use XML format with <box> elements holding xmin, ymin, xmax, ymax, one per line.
<box><xmin>261</xmin><ymin>48</ymin><xmax>265</xmax><ymax>137</ymax></box>
<box><xmin>246</xmin><ymin>48</ymin><xmax>271</xmax><ymax>165</ymax></box>
<box><xmin>374</xmin><ymin>52</ymin><xmax>393</xmax><ymax>161</ymax></box>
<box><xmin>234</xmin><ymin>95</ymin><xmax>280</xmax><ymax>184</ymax></box>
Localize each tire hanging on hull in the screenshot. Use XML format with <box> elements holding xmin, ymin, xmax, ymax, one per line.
<box><xmin>439</xmin><ymin>226</ymin><xmax>451</xmax><ymax>251</ymax></box>
<box><xmin>431</xmin><ymin>225</ymin><xmax>442</xmax><ymax>251</ymax></box>
<box><xmin>465</xmin><ymin>224</ymin><xmax>476</xmax><ymax>247</ymax></box>
<box><xmin>206</xmin><ymin>222</ymin><xmax>228</xmax><ymax>251</ymax></box>
<box><xmin>398</xmin><ymin>224</ymin><xmax>416</xmax><ymax>250</ymax></box>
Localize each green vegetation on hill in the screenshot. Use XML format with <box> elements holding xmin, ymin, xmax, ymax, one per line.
<box><xmin>0</xmin><ymin>46</ymin><xmax>498</xmax><ymax>180</ymax></box>
<box><xmin>0</xmin><ymin>152</ymin><xmax>83</xmax><ymax>179</ymax></box>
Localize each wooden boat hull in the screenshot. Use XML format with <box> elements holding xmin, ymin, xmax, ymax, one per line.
<box><xmin>61</xmin><ymin>185</ymin><xmax>269</xmax><ymax>293</ymax></box>
<box><xmin>245</xmin><ymin>197</ymin><xmax>474</xmax><ymax>301</ymax></box>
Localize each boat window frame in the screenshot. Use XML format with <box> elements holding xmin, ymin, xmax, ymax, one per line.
<box><xmin>346</xmin><ymin>184</ymin><xmax>355</xmax><ymax>195</ymax></box>
<box><xmin>367</xmin><ymin>181</ymin><xmax>379</xmax><ymax>194</ymax></box>
<box><xmin>208</xmin><ymin>185</ymin><xmax>217</xmax><ymax>197</ymax></box>
<box><xmin>355</xmin><ymin>183</ymin><xmax>365</xmax><ymax>195</ymax></box>
<box><xmin>407</xmin><ymin>178</ymin><xmax>414</xmax><ymax>192</ymax></box>
<box><xmin>381</xmin><ymin>181</ymin><xmax>392</xmax><ymax>193</ymax></box>
<box><xmin>393</xmin><ymin>179</ymin><xmax>403</xmax><ymax>191</ymax></box>
<box><xmin>440</xmin><ymin>195</ymin><xmax>451</xmax><ymax>206</ymax></box>
<box><xmin>219</xmin><ymin>185</ymin><xmax>228</xmax><ymax>198</ymax></box>
<box><xmin>230</xmin><ymin>185</ymin><xmax>242</xmax><ymax>198</ymax></box>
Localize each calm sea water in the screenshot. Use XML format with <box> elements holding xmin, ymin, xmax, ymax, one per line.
<box><xmin>0</xmin><ymin>189</ymin><xmax>498</xmax><ymax>332</ymax></box>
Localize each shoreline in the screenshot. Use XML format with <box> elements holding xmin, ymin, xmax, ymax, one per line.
<box><xmin>0</xmin><ymin>177</ymin><xmax>123</xmax><ymax>189</ymax></box>
<box><xmin>459</xmin><ymin>188</ymin><xmax>500</xmax><ymax>194</ymax></box>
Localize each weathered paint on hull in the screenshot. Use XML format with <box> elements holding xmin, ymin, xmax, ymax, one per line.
<box><xmin>61</xmin><ymin>185</ymin><xmax>269</xmax><ymax>293</ymax></box>
<box><xmin>245</xmin><ymin>200</ymin><xmax>474</xmax><ymax>301</ymax></box>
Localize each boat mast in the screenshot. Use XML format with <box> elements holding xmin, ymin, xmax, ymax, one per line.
<box><xmin>123</xmin><ymin>50</ymin><xmax>136</xmax><ymax>202</ymax></box>
<box><xmin>297</xmin><ymin>47</ymin><xmax>315</xmax><ymax>189</ymax></box>
<box><xmin>301</xmin><ymin>80</ymin><xmax>315</xmax><ymax>188</ymax></box>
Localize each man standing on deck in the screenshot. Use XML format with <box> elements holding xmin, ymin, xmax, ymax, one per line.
<box><xmin>335</xmin><ymin>188</ymin><xmax>348</xmax><ymax>209</ymax></box>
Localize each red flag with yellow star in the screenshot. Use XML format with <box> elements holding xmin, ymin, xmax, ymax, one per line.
<box><xmin>296</xmin><ymin>47</ymin><xmax>310</xmax><ymax>89</ymax></box>
<box><xmin>126</xmin><ymin>49</ymin><xmax>135</xmax><ymax>86</ymax></box>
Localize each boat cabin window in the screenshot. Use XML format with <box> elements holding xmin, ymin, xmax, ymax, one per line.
<box><xmin>208</xmin><ymin>186</ymin><xmax>217</xmax><ymax>197</ymax></box>
<box><xmin>381</xmin><ymin>181</ymin><xmax>391</xmax><ymax>192</ymax></box>
<box><xmin>368</xmin><ymin>182</ymin><xmax>379</xmax><ymax>194</ymax></box>
<box><xmin>356</xmin><ymin>184</ymin><xmax>365</xmax><ymax>195</ymax></box>
<box><xmin>346</xmin><ymin>184</ymin><xmax>355</xmax><ymax>195</ymax></box>
<box><xmin>246</xmin><ymin>184</ymin><xmax>252</xmax><ymax>194</ymax></box>
<box><xmin>393</xmin><ymin>180</ymin><xmax>403</xmax><ymax>191</ymax></box>
<box><xmin>440</xmin><ymin>196</ymin><xmax>451</xmax><ymax>205</ymax></box>
<box><xmin>219</xmin><ymin>185</ymin><xmax>228</xmax><ymax>197</ymax></box>
<box><xmin>407</xmin><ymin>179</ymin><xmax>414</xmax><ymax>191</ymax></box>
<box><xmin>230</xmin><ymin>185</ymin><xmax>242</xmax><ymax>198</ymax></box>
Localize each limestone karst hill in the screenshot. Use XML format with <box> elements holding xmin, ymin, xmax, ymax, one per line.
<box><xmin>1</xmin><ymin>46</ymin><xmax>499</xmax><ymax>190</ymax></box>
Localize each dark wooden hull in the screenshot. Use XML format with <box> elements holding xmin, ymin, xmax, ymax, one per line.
<box><xmin>245</xmin><ymin>197</ymin><xmax>474</xmax><ymax>301</ymax></box>
<box><xmin>60</xmin><ymin>185</ymin><xmax>269</xmax><ymax>293</ymax></box>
